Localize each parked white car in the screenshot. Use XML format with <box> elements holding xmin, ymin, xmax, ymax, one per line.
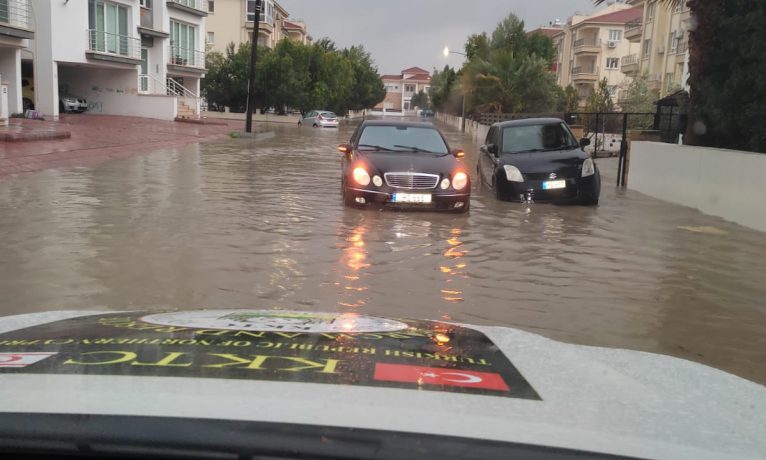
<box><xmin>59</xmin><ymin>94</ymin><xmax>88</xmax><ymax>113</ymax></box>
<box><xmin>298</xmin><ymin>110</ymin><xmax>339</xmax><ymax>128</ymax></box>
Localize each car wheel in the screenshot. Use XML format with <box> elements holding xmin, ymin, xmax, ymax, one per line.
<box><xmin>298</xmin><ymin>121</ymin><xmax>302</xmax><ymax>126</ymax></box>
<box><xmin>23</xmin><ymin>98</ymin><xmax>34</xmax><ymax>111</ymax></box>
<box><xmin>493</xmin><ymin>175</ymin><xmax>506</xmax><ymax>201</ymax></box>
<box><xmin>313</xmin><ymin>123</ymin><xmax>318</xmax><ymax>128</ymax></box>
<box><xmin>581</xmin><ymin>196</ymin><xmax>599</xmax><ymax>206</ymax></box>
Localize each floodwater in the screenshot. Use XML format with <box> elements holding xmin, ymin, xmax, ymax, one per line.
<box><xmin>1</xmin><ymin>120</ymin><xmax>765</xmax><ymax>384</ymax></box>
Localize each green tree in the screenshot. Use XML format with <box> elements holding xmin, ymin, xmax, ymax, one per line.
<box><xmin>464</xmin><ymin>33</ymin><xmax>491</xmax><ymax>61</ymax></box>
<box><xmin>586</xmin><ymin>78</ymin><xmax>614</xmax><ymax>113</ymax></box>
<box><xmin>563</xmin><ymin>84</ymin><xmax>580</xmax><ymax>113</ymax></box>
<box><xmin>342</xmin><ymin>45</ymin><xmax>386</xmax><ymax>112</ymax></box>
<box><xmin>410</xmin><ymin>90</ymin><xmax>430</xmax><ymax>110</ymax></box>
<box><xmin>458</xmin><ymin>12</ymin><xmax>561</xmax><ymax>115</ymax></box>
<box><xmin>429</xmin><ymin>65</ymin><xmax>460</xmax><ymax>114</ymax></box>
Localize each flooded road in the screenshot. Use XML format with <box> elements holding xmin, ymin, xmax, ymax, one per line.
<box><xmin>1</xmin><ymin>120</ymin><xmax>765</xmax><ymax>384</ymax></box>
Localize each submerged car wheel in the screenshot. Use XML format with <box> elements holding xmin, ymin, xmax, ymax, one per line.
<box><xmin>313</xmin><ymin>123</ymin><xmax>318</xmax><ymax>128</ymax></box>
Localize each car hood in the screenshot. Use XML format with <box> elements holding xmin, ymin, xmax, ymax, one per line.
<box><xmin>357</xmin><ymin>151</ymin><xmax>462</xmax><ymax>176</ymax></box>
<box><xmin>0</xmin><ymin>309</ymin><xmax>764</xmax><ymax>460</ymax></box>
<box><xmin>500</xmin><ymin>149</ymin><xmax>588</xmax><ymax>174</ymax></box>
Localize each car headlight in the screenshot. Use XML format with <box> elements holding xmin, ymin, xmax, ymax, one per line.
<box><xmin>440</xmin><ymin>178</ymin><xmax>450</xmax><ymax>190</ymax></box>
<box><xmin>503</xmin><ymin>165</ymin><xmax>524</xmax><ymax>182</ymax></box>
<box><xmin>372</xmin><ymin>175</ymin><xmax>383</xmax><ymax>187</ymax></box>
<box><xmin>452</xmin><ymin>171</ymin><xmax>468</xmax><ymax>190</ymax></box>
<box><xmin>353</xmin><ymin>167</ymin><xmax>371</xmax><ymax>186</ymax></box>
<box><xmin>582</xmin><ymin>158</ymin><xmax>595</xmax><ymax>177</ymax></box>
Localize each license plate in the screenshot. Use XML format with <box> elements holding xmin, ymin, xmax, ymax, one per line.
<box><xmin>392</xmin><ymin>193</ymin><xmax>432</xmax><ymax>203</ymax></box>
<box><xmin>542</xmin><ymin>180</ymin><xmax>566</xmax><ymax>190</ymax></box>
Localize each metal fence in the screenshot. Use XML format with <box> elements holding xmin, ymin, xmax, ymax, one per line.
<box><xmin>87</xmin><ymin>29</ymin><xmax>141</xmax><ymax>60</ymax></box>
<box><xmin>168</xmin><ymin>0</ymin><xmax>208</xmax><ymax>13</ymax></box>
<box><xmin>0</xmin><ymin>0</ymin><xmax>31</xmax><ymax>29</ymax></box>
<box><xmin>168</xmin><ymin>45</ymin><xmax>206</xmax><ymax>68</ymax></box>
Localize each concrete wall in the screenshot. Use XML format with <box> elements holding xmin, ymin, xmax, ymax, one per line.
<box><xmin>0</xmin><ymin>47</ymin><xmax>22</xmax><ymax>113</ymax></box>
<box><xmin>436</xmin><ymin>112</ymin><xmax>490</xmax><ymax>146</ymax></box>
<box><xmin>628</xmin><ymin>142</ymin><xmax>766</xmax><ymax>232</ymax></box>
<box><xmin>59</xmin><ymin>66</ymin><xmax>176</xmax><ymax>120</ymax></box>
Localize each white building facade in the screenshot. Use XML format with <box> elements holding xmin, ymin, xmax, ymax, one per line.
<box><xmin>29</xmin><ymin>0</ymin><xmax>207</xmax><ymax>120</ymax></box>
<box><xmin>0</xmin><ymin>0</ymin><xmax>34</xmax><ymax>117</ymax></box>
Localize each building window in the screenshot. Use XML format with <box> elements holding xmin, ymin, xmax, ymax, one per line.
<box><xmin>171</xmin><ymin>20</ymin><xmax>198</xmax><ymax>65</ymax></box>
<box><xmin>208</xmin><ymin>1</ymin><xmax>214</xmax><ymax>13</ymax></box>
<box><xmin>207</xmin><ymin>31</ymin><xmax>214</xmax><ymax>44</ymax></box>
<box><xmin>666</xmin><ymin>72</ymin><xmax>675</xmax><ymax>89</ymax></box>
<box><xmin>139</xmin><ymin>0</ymin><xmax>151</xmax><ymax>8</ymax></box>
<box><xmin>247</xmin><ymin>0</ymin><xmax>274</xmax><ymax>24</ymax></box>
<box><xmin>643</xmin><ymin>38</ymin><xmax>652</xmax><ymax>58</ymax></box>
<box><xmin>647</xmin><ymin>2</ymin><xmax>655</xmax><ymax>21</ymax></box>
<box><xmin>608</xmin><ymin>30</ymin><xmax>622</xmax><ymax>41</ymax></box>
<box><xmin>405</xmin><ymin>84</ymin><xmax>415</xmax><ymax>92</ymax></box>
<box><xmin>88</xmin><ymin>1</ymin><xmax>130</xmax><ymax>55</ymax></box>
<box><xmin>606</xmin><ymin>57</ymin><xmax>619</xmax><ymax>69</ymax></box>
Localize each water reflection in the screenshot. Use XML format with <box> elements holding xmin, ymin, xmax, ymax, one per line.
<box><xmin>440</xmin><ymin>228</ymin><xmax>467</xmax><ymax>303</ymax></box>
<box><xmin>337</xmin><ymin>216</ymin><xmax>370</xmax><ymax>309</ymax></box>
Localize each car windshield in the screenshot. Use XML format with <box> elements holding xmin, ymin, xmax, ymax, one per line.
<box><xmin>501</xmin><ymin>123</ymin><xmax>577</xmax><ymax>154</ymax></box>
<box><xmin>357</xmin><ymin>126</ymin><xmax>448</xmax><ymax>154</ymax></box>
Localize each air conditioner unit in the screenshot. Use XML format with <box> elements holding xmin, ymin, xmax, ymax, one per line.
<box><xmin>608</xmin><ymin>41</ymin><xmax>618</xmax><ymax>48</ymax></box>
<box><xmin>657</xmin><ymin>46</ymin><xmax>665</xmax><ymax>54</ymax></box>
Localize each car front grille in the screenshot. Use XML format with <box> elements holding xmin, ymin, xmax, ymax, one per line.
<box><xmin>384</xmin><ymin>172</ymin><xmax>439</xmax><ymax>190</ymax></box>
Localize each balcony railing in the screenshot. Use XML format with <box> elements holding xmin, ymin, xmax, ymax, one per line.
<box><xmin>168</xmin><ymin>45</ymin><xmax>205</xmax><ymax>68</ymax></box>
<box><xmin>676</xmin><ymin>40</ymin><xmax>688</xmax><ymax>54</ymax></box>
<box><xmin>87</xmin><ymin>29</ymin><xmax>141</xmax><ymax>60</ymax></box>
<box><xmin>140</xmin><ymin>6</ymin><xmax>153</xmax><ymax>29</ymax></box>
<box><xmin>572</xmin><ymin>66</ymin><xmax>598</xmax><ymax>75</ymax></box>
<box><xmin>0</xmin><ymin>0</ymin><xmax>32</xmax><ymax>30</ymax></box>
<box><xmin>573</xmin><ymin>38</ymin><xmax>601</xmax><ymax>49</ymax></box>
<box><xmin>625</xmin><ymin>18</ymin><xmax>642</xmax><ymax>33</ymax></box>
<box><xmin>621</xmin><ymin>54</ymin><xmax>639</xmax><ymax>66</ymax></box>
<box><xmin>167</xmin><ymin>0</ymin><xmax>208</xmax><ymax>14</ymax></box>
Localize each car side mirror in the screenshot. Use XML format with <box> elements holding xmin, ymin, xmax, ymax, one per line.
<box><xmin>487</xmin><ymin>144</ymin><xmax>499</xmax><ymax>156</ymax></box>
<box><xmin>453</xmin><ymin>148</ymin><xmax>465</xmax><ymax>158</ymax></box>
<box><xmin>338</xmin><ymin>144</ymin><xmax>352</xmax><ymax>155</ymax></box>
<box><xmin>579</xmin><ymin>138</ymin><xmax>591</xmax><ymax>148</ymax></box>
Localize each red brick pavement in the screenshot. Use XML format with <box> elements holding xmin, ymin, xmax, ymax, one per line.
<box><xmin>0</xmin><ymin>114</ymin><xmax>245</xmax><ymax>179</ymax></box>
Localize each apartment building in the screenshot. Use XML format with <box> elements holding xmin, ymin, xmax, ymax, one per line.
<box><xmin>205</xmin><ymin>0</ymin><xmax>311</xmax><ymax>52</ymax></box>
<box><xmin>27</xmin><ymin>0</ymin><xmax>207</xmax><ymax>120</ymax></box>
<box><xmin>553</xmin><ymin>4</ymin><xmax>642</xmax><ymax>107</ymax></box>
<box><xmin>621</xmin><ymin>0</ymin><xmax>691</xmax><ymax>98</ymax></box>
<box><xmin>0</xmin><ymin>0</ymin><xmax>34</xmax><ymax>118</ymax></box>
<box><xmin>374</xmin><ymin>67</ymin><xmax>431</xmax><ymax>113</ymax></box>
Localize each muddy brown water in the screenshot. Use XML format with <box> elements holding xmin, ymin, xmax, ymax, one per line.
<box><xmin>1</xmin><ymin>119</ymin><xmax>765</xmax><ymax>384</ymax></box>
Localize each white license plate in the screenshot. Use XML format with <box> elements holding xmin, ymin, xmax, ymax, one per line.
<box><xmin>542</xmin><ymin>180</ymin><xmax>566</xmax><ymax>190</ymax></box>
<box><xmin>392</xmin><ymin>193</ymin><xmax>432</xmax><ymax>203</ymax></box>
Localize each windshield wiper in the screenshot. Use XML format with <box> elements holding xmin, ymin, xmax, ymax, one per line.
<box><xmin>392</xmin><ymin>145</ymin><xmax>439</xmax><ymax>153</ymax></box>
<box><xmin>358</xmin><ymin>144</ymin><xmax>396</xmax><ymax>152</ymax></box>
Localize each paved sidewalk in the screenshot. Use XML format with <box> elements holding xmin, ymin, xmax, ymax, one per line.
<box><xmin>0</xmin><ymin>114</ymin><xmax>248</xmax><ymax>179</ymax></box>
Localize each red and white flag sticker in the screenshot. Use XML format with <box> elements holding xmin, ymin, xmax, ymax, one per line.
<box><xmin>0</xmin><ymin>352</ymin><xmax>58</xmax><ymax>368</ymax></box>
<box><xmin>374</xmin><ymin>363</ymin><xmax>510</xmax><ymax>391</ymax></box>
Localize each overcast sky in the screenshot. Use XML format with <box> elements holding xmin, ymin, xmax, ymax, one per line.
<box><xmin>279</xmin><ymin>0</ymin><xmax>598</xmax><ymax>74</ymax></box>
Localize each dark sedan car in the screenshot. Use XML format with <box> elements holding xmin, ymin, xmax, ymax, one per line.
<box><xmin>340</xmin><ymin>121</ymin><xmax>470</xmax><ymax>212</ymax></box>
<box><xmin>478</xmin><ymin>118</ymin><xmax>600</xmax><ymax>205</ymax></box>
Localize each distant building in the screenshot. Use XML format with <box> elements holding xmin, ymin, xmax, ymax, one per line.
<box><xmin>552</xmin><ymin>4</ymin><xmax>643</xmax><ymax>107</ymax></box>
<box><xmin>374</xmin><ymin>67</ymin><xmax>431</xmax><ymax>113</ymax></box>
<box><xmin>205</xmin><ymin>0</ymin><xmax>311</xmax><ymax>52</ymax></box>
<box><xmin>0</xmin><ymin>0</ymin><xmax>34</xmax><ymax>117</ymax></box>
<box><xmin>620</xmin><ymin>0</ymin><xmax>691</xmax><ymax>99</ymax></box>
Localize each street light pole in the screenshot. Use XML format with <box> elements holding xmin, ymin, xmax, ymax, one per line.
<box><xmin>245</xmin><ymin>0</ymin><xmax>262</xmax><ymax>133</ymax></box>
<box><xmin>442</xmin><ymin>46</ymin><xmax>468</xmax><ymax>132</ymax></box>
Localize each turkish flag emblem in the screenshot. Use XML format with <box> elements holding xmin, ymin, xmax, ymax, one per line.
<box><xmin>0</xmin><ymin>352</ymin><xmax>57</xmax><ymax>368</ymax></box>
<box><xmin>373</xmin><ymin>363</ymin><xmax>510</xmax><ymax>391</ymax></box>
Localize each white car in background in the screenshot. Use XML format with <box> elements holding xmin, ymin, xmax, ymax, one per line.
<box><xmin>299</xmin><ymin>110</ymin><xmax>339</xmax><ymax>128</ymax></box>
<box><xmin>59</xmin><ymin>94</ymin><xmax>88</xmax><ymax>113</ymax></box>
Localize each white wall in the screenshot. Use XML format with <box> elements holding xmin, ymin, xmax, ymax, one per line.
<box><xmin>629</xmin><ymin>142</ymin><xmax>766</xmax><ymax>232</ymax></box>
<box><xmin>0</xmin><ymin>48</ymin><xmax>22</xmax><ymax>113</ymax></box>
<box><xmin>59</xmin><ymin>66</ymin><xmax>176</xmax><ymax>120</ymax></box>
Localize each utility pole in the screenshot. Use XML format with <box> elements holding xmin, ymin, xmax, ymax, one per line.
<box><xmin>245</xmin><ymin>0</ymin><xmax>262</xmax><ymax>133</ymax></box>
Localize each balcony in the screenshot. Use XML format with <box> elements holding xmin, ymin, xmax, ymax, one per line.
<box><xmin>86</xmin><ymin>29</ymin><xmax>142</xmax><ymax>65</ymax></box>
<box><xmin>168</xmin><ymin>45</ymin><xmax>206</xmax><ymax>71</ymax></box>
<box><xmin>572</xmin><ymin>66</ymin><xmax>599</xmax><ymax>83</ymax></box>
<box><xmin>0</xmin><ymin>0</ymin><xmax>34</xmax><ymax>39</ymax></box>
<box><xmin>138</xmin><ymin>6</ymin><xmax>169</xmax><ymax>38</ymax></box>
<box><xmin>620</xmin><ymin>54</ymin><xmax>639</xmax><ymax>75</ymax></box>
<box><xmin>167</xmin><ymin>0</ymin><xmax>208</xmax><ymax>17</ymax></box>
<box><xmin>573</xmin><ymin>38</ymin><xmax>601</xmax><ymax>55</ymax></box>
<box><xmin>674</xmin><ymin>40</ymin><xmax>688</xmax><ymax>62</ymax></box>
<box><xmin>625</xmin><ymin>18</ymin><xmax>642</xmax><ymax>42</ymax></box>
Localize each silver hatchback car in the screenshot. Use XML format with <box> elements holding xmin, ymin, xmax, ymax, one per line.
<box><xmin>299</xmin><ymin>110</ymin><xmax>339</xmax><ymax>128</ymax></box>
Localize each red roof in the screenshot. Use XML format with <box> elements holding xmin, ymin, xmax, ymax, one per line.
<box><xmin>582</xmin><ymin>6</ymin><xmax>642</xmax><ymax>24</ymax></box>
<box><xmin>282</xmin><ymin>21</ymin><xmax>304</xmax><ymax>30</ymax></box>
<box><xmin>404</xmin><ymin>74</ymin><xmax>431</xmax><ymax>81</ymax></box>
<box><xmin>527</xmin><ymin>27</ymin><xmax>562</xmax><ymax>38</ymax></box>
<box><xmin>381</xmin><ymin>74</ymin><xmax>402</xmax><ymax>81</ymax></box>
<box><xmin>401</xmin><ymin>66</ymin><xmax>430</xmax><ymax>75</ymax></box>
